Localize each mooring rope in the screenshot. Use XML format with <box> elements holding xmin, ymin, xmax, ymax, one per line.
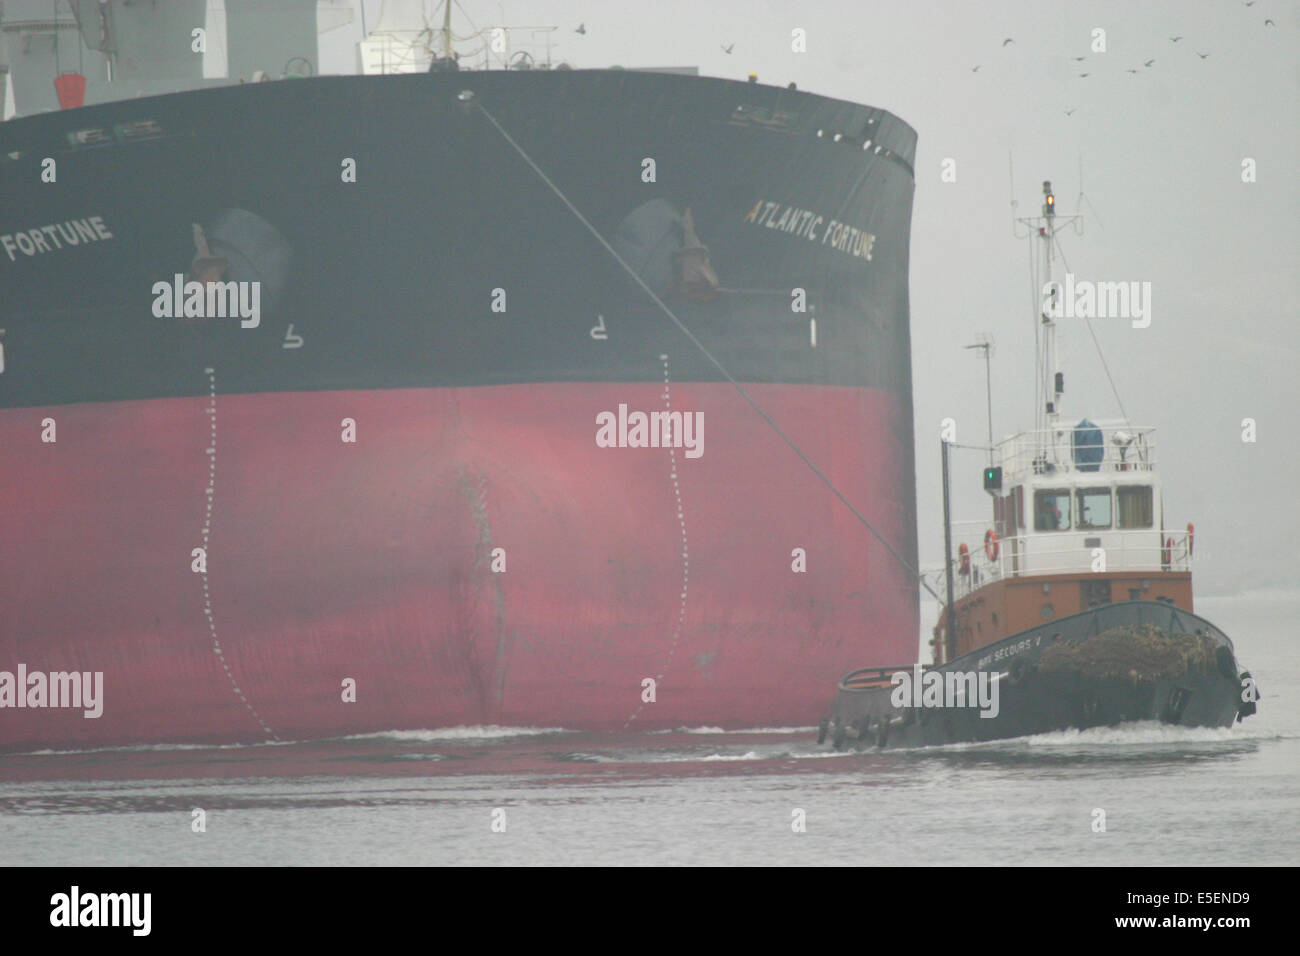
<box><xmin>469</xmin><ymin>93</ymin><xmax>941</xmax><ymax>603</ymax></box>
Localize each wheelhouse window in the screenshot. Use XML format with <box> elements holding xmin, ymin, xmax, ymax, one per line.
<box><xmin>1116</xmin><ymin>485</ymin><xmax>1153</xmax><ymax>528</ymax></box>
<box><xmin>1076</xmin><ymin>488</ymin><xmax>1112</xmax><ymax>529</ymax></box>
<box><xmin>1034</xmin><ymin>489</ymin><xmax>1071</xmax><ymax>531</ymax></box>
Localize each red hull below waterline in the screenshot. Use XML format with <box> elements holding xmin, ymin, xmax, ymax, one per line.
<box><xmin>0</xmin><ymin>383</ymin><xmax>916</xmax><ymax>751</ymax></box>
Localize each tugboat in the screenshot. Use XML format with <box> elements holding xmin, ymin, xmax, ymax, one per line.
<box><xmin>822</xmin><ymin>180</ymin><xmax>1258</xmax><ymax>750</ymax></box>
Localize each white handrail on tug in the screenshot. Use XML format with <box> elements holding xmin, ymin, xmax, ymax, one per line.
<box><xmin>997</xmin><ymin>423</ymin><xmax>1157</xmax><ymax>479</ymax></box>
<box><xmin>943</xmin><ymin>527</ymin><xmax>1193</xmax><ymax>601</ymax></box>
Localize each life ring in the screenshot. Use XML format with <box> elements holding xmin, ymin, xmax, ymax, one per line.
<box><xmin>1161</xmin><ymin>536</ymin><xmax>1173</xmax><ymax>569</ymax></box>
<box><xmin>1187</xmin><ymin>522</ymin><xmax>1195</xmax><ymax>556</ymax></box>
<box><xmin>958</xmin><ymin>542</ymin><xmax>971</xmax><ymax>574</ymax></box>
<box><xmin>984</xmin><ymin>530</ymin><xmax>999</xmax><ymax>562</ymax></box>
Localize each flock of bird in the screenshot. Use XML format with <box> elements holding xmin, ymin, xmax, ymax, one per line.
<box><xmin>962</xmin><ymin>6</ymin><xmax>1281</xmax><ymax>118</ymax></box>
<box><xmin>572</xmin><ymin>6</ymin><xmax>1280</xmax><ymax>112</ymax></box>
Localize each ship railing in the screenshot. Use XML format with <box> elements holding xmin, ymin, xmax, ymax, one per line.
<box><xmin>360</xmin><ymin>25</ymin><xmax>564</xmax><ymax>74</ymax></box>
<box><xmin>939</xmin><ymin>526</ymin><xmax>1193</xmax><ymax>601</ymax></box>
<box><xmin>449</xmin><ymin>26</ymin><xmax>565</xmax><ymax>71</ymax></box>
<box><xmin>996</xmin><ymin>424</ymin><xmax>1157</xmax><ymax>479</ymax></box>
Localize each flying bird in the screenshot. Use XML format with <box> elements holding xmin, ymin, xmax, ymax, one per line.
<box><xmin>1001</xmin><ymin>38</ymin><xmax>1014</xmax><ymax>46</ymax></box>
<box><xmin>1078</xmin><ymin>72</ymin><xmax>1090</xmax><ymax>77</ymax></box>
<box><xmin>721</xmin><ymin>43</ymin><xmax>734</xmax><ymax>54</ymax></box>
<box><xmin>1126</xmin><ymin>68</ymin><xmax>1139</xmax><ymax>74</ymax></box>
<box><xmin>1072</xmin><ymin>56</ymin><xmax>1086</xmax><ymax>61</ymax></box>
<box><xmin>575</xmin><ymin>23</ymin><xmax>586</xmax><ymax>35</ymax></box>
<box><xmin>972</xmin><ymin>65</ymin><xmax>981</xmax><ymax>72</ymax></box>
<box><xmin>1244</xmin><ymin>1</ymin><xmax>1255</xmax><ymax>6</ymax></box>
<box><xmin>1265</xmin><ymin>19</ymin><xmax>1276</xmax><ymax>26</ymax></box>
<box><xmin>1170</xmin><ymin>35</ymin><xmax>1183</xmax><ymax>42</ymax></box>
<box><xmin>1144</xmin><ymin>59</ymin><xmax>1156</xmax><ymax>67</ymax></box>
<box><xmin>1197</xmin><ymin>52</ymin><xmax>1210</xmax><ymax>59</ymax></box>
<box><xmin>1064</xmin><ymin>108</ymin><xmax>1077</xmax><ymax>116</ymax></box>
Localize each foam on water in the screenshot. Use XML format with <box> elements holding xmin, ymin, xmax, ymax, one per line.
<box><xmin>1017</xmin><ymin>722</ymin><xmax>1258</xmax><ymax>747</ymax></box>
<box><xmin>334</xmin><ymin>726</ymin><xmax>574</xmax><ymax>743</ymax></box>
<box><xmin>19</xmin><ymin>739</ymin><xmax>295</xmax><ymax>756</ymax></box>
<box><xmin>15</xmin><ymin>725</ymin><xmax>574</xmax><ymax>755</ymax></box>
<box><xmin>559</xmin><ymin>741</ymin><xmax>847</xmax><ymax>764</ymax></box>
<box><xmin>652</xmin><ymin>726</ymin><xmax>816</xmax><ymax>735</ymax></box>
<box><xmin>904</xmin><ymin>720</ymin><xmax>1272</xmax><ymax>753</ymax></box>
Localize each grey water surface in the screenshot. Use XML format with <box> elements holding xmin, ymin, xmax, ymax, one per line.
<box><xmin>2</xmin><ymin>592</ymin><xmax>1294</xmax><ymax>866</ymax></box>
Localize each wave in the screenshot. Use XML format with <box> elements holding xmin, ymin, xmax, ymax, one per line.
<box><xmin>915</xmin><ymin>720</ymin><xmax>1283</xmax><ymax>752</ymax></box>
<box><xmin>16</xmin><ymin>739</ymin><xmax>294</xmax><ymax>756</ymax></box>
<box><xmin>649</xmin><ymin>726</ymin><xmax>816</xmax><ymax>735</ymax></box>
<box><xmin>332</xmin><ymin>726</ymin><xmax>574</xmax><ymax>742</ymax></box>
<box><xmin>9</xmin><ymin>725</ymin><xmax>573</xmax><ymax>755</ymax></box>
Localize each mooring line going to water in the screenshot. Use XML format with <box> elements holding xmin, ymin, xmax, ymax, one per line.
<box><xmin>471</xmin><ymin>96</ymin><xmax>941</xmax><ymax>603</ymax></box>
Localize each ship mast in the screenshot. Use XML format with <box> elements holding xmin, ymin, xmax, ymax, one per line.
<box><xmin>441</xmin><ymin>0</ymin><xmax>453</xmax><ymax>59</ymax></box>
<box><xmin>1014</xmin><ymin>179</ymin><xmax>1081</xmax><ymax>463</ymax></box>
<box><xmin>1040</xmin><ymin>180</ymin><xmax>1060</xmax><ymax>434</ymax></box>
<box><xmin>1042</xmin><ymin>181</ymin><xmax>1062</xmax><ymax>433</ymax></box>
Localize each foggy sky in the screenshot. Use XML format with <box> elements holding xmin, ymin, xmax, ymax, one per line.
<box><xmin>320</xmin><ymin>1</ymin><xmax>1298</xmax><ymax>605</ymax></box>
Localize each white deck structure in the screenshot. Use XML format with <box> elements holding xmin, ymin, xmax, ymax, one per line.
<box><xmin>950</xmin><ymin>420</ymin><xmax>1193</xmax><ymax>600</ymax></box>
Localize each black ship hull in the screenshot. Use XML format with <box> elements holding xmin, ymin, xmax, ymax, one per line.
<box><xmin>0</xmin><ymin>70</ymin><xmax>921</xmax><ymax>748</ymax></box>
